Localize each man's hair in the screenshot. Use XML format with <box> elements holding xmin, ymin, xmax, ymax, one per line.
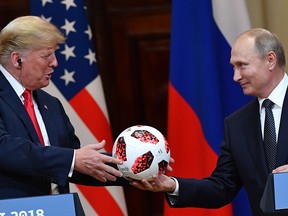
<box><xmin>0</xmin><ymin>16</ymin><xmax>65</xmax><ymax>65</ymax></box>
<box><xmin>240</xmin><ymin>28</ymin><xmax>286</xmax><ymax>69</ymax></box>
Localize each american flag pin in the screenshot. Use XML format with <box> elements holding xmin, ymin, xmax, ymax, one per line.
<box><xmin>44</xmin><ymin>105</ymin><xmax>48</xmax><ymax>110</ymax></box>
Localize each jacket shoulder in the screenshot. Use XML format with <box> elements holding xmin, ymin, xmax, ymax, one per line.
<box><xmin>226</xmin><ymin>98</ymin><xmax>259</xmax><ymax>122</ymax></box>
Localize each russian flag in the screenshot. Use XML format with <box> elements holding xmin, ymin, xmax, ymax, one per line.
<box><xmin>165</xmin><ymin>0</ymin><xmax>252</xmax><ymax>215</ymax></box>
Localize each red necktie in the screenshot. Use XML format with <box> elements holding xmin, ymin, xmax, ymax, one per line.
<box><xmin>23</xmin><ymin>89</ymin><xmax>45</xmax><ymax>145</ymax></box>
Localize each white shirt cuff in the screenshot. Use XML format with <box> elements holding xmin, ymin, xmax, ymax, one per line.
<box><xmin>68</xmin><ymin>150</ymin><xmax>76</xmax><ymax>177</ymax></box>
<box><xmin>167</xmin><ymin>177</ymin><xmax>179</xmax><ymax>205</ymax></box>
<box><xmin>168</xmin><ymin>177</ymin><xmax>179</xmax><ymax>196</ymax></box>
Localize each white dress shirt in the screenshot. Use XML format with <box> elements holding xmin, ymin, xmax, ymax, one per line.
<box><xmin>0</xmin><ymin>64</ymin><xmax>76</xmax><ymax>194</ymax></box>
<box><xmin>259</xmin><ymin>73</ymin><xmax>288</xmax><ymax>142</ymax></box>
<box><xmin>167</xmin><ymin>73</ymin><xmax>288</xmax><ymax>204</ymax></box>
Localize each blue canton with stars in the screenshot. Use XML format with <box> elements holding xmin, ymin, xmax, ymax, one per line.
<box><xmin>30</xmin><ymin>0</ymin><xmax>98</xmax><ymax>101</ymax></box>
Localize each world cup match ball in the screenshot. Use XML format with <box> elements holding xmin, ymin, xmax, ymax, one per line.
<box><xmin>112</xmin><ymin>125</ymin><xmax>170</xmax><ymax>181</ymax></box>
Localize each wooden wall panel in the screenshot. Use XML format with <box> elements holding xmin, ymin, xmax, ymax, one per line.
<box><xmin>133</xmin><ymin>37</ymin><xmax>170</xmax><ymax>130</ymax></box>
<box><xmin>87</xmin><ymin>2</ymin><xmax>171</xmax><ymax>214</ymax></box>
<box><xmin>89</xmin><ymin>0</ymin><xmax>171</xmax><ymax>136</ymax></box>
<box><xmin>0</xmin><ymin>1</ymin><xmax>30</xmax><ymax>29</ymax></box>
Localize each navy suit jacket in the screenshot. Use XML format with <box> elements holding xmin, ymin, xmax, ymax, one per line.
<box><xmin>0</xmin><ymin>72</ymin><xmax>126</xmax><ymax>199</ymax></box>
<box><xmin>169</xmin><ymin>89</ymin><xmax>288</xmax><ymax>216</ymax></box>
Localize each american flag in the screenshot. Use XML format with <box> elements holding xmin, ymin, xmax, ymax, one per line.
<box><xmin>30</xmin><ymin>0</ymin><xmax>128</xmax><ymax>215</ymax></box>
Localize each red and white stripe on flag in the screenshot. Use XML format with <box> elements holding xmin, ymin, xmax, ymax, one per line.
<box><xmin>44</xmin><ymin>78</ymin><xmax>128</xmax><ymax>216</ymax></box>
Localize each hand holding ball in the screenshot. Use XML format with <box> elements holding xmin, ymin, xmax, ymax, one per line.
<box><xmin>112</xmin><ymin>125</ymin><xmax>170</xmax><ymax>180</ymax></box>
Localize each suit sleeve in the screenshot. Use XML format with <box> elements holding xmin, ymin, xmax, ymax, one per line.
<box><xmin>0</xmin><ymin>93</ymin><xmax>76</xmax><ymax>187</ymax></box>
<box><xmin>165</xmin><ymin>118</ymin><xmax>242</xmax><ymax>208</ymax></box>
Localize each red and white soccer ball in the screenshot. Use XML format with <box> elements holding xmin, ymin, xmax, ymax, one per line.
<box><xmin>112</xmin><ymin>125</ymin><xmax>170</xmax><ymax>181</ymax></box>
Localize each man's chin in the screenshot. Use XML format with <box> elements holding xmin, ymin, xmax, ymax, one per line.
<box><xmin>41</xmin><ymin>80</ymin><xmax>50</xmax><ymax>89</ymax></box>
<box><xmin>242</xmin><ymin>88</ymin><xmax>253</xmax><ymax>96</ymax></box>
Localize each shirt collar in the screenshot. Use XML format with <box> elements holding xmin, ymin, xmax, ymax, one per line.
<box><xmin>0</xmin><ymin>64</ymin><xmax>25</xmax><ymax>98</ymax></box>
<box><xmin>258</xmin><ymin>73</ymin><xmax>288</xmax><ymax>111</ymax></box>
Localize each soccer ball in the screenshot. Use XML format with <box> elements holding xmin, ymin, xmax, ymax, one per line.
<box><xmin>112</xmin><ymin>125</ymin><xmax>170</xmax><ymax>181</ymax></box>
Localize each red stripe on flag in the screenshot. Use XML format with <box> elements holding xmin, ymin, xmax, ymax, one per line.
<box><xmin>70</xmin><ymin>88</ymin><xmax>114</xmax><ymax>151</ymax></box>
<box><xmin>76</xmin><ymin>184</ymin><xmax>125</xmax><ymax>216</ymax></box>
<box><xmin>164</xmin><ymin>84</ymin><xmax>232</xmax><ymax>215</ymax></box>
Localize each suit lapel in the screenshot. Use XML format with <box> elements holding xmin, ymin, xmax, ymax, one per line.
<box><xmin>246</xmin><ymin>88</ymin><xmax>288</xmax><ymax>173</ymax></box>
<box><xmin>244</xmin><ymin>99</ymin><xmax>269</xmax><ymax>176</ymax></box>
<box><xmin>33</xmin><ymin>90</ymin><xmax>59</xmax><ymax>147</ymax></box>
<box><xmin>0</xmin><ymin>72</ymin><xmax>41</xmax><ymax>143</ymax></box>
<box><xmin>276</xmin><ymin>88</ymin><xmax>288</xmax><ymax>167</ymax></box>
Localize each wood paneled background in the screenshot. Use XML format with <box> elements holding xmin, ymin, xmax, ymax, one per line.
<box><xmin>0</xmin><ymin>0</ymin><xmax>171</xmax><ymax>215</ymax></box>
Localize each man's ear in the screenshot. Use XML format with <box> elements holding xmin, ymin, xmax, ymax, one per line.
<box><xmin>267</xmin><ymin>51</ymin><xmax>277</xmax><ymax>70</ymax></box>
<box><xmin>11</xmin><ymin>51</ymin><xmax>22</xmax><ymax>69</ymax></box>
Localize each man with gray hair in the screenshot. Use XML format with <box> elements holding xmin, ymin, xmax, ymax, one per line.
<box><xmin>132</xmin><ymin>28</ymin><xmax>288</xmax><ymax>216</ymax></box>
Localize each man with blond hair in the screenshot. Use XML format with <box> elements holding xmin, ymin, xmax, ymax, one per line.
<box><xmin>0</xmin><ymin>16</ymin><xmax>127</xmax><ymax>199</ymax></box>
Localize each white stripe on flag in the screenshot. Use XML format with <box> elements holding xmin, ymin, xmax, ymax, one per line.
<box><xmin>212</xmin><ymin>0</ymin><xmax>251</xmax><ymax>46</ymax></box>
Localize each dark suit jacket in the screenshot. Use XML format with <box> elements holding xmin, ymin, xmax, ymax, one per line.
<box><xmin>0</xmin><ymin>72</ymin><xmax>127</xmax><ymax>200</ymax></box>
<box><xmin>169</xmin><ymin>89</ymin><xmax>288</xmax><ymax>216</ymax></box>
